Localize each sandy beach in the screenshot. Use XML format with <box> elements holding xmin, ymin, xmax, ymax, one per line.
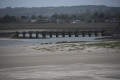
<box><xmin>0</xmin><ymin>38</ymin><xmax>120</xmax><ymax>80</ymax></box>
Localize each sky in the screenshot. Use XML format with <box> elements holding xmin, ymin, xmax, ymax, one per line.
<box><xmin>0</xmin><ymin>0</ymin><xmax>120</xmax><ymax>8</ymax></box>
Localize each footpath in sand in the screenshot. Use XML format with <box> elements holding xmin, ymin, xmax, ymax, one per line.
<box><xmin>0</xmin><ymin>40</ymin><xmax>120</xmax><ymax>80</ymax></box>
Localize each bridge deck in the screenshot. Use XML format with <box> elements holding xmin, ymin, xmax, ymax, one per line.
<box><xmin>0</xmin><ymin>29</ymin><xmax>104</xmax><ymax>33</ymax></box>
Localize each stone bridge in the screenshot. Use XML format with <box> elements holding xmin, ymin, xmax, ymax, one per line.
<box><xmin>13</xmin><ymin>29</ymin><xmax>104</xmax><ymax>38</ymax></box>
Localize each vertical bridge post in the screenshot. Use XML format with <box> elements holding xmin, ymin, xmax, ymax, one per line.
<box><xmin>29</xmin><ymin>32</ymin><xmax>32</xmax><ymax>38</ymax></box>
<box><xmin>74</xmin><ymin>31</ymin><xmax>79</xmax><ymax>37</ymax></box>
<box><xmin>15</xmin><ymin>31</ymin><xmax>19</xmax><ymax>38</ymax></box>
<box><xmin>68</xmin><ymin>31</ymin><xmax>72</xmax><ymax>37</ymax></box>
<box><xmin>49</xmin><ymin>32</ymin><xmax>52</xmax><ymax>38</ymax></box>
<box><xmin>36</xmin><ymin>31</ymin><xmax>39</xmax><ymax>38</ymax></box>
<box><xmin>95</xmin><ymin>31</ymin><xmax>98</xmax><ymax>37</ymax></box>
<box><xmin>56</xmin><ymin>32</ymin><xmax>59</xmax><ymax>37</ymax></box>
<box><xmin>88</xmin><ymin>31</ymin><xmax>91</xmax><ymax>37</ymax></box>
<box><xmin>22</xmin><ymin>31</ymin><xmax>26</xmax><ymax>38</ymax></box>
<box><xmin>62</xmin><ymin>31</ymin><xmax>65</xmax><ymax>37</ymax></box>
<box><xmin>42</xmin><ymin>31</ymin><xmax>46</xmax><ymax>38</ymax></box>
<box><xmin>82</xmin><ymin>31</ymin><xmax>85</xmax><ymax>37</ymax></box>
<box><xmin>101</xmin><ymin>30</ymin><xmax>104</xmax><ymax>36</ymax></box>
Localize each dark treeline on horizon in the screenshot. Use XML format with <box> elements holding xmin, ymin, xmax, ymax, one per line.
<box><xmin>0</xmin><ymin>5</ymin><xmax>120</xmax><ymax>23</ymax></box>
<box><xmin>0</xmin><ymin>12</ymin><xmax>120</xmax><ymax>23</ymax></box>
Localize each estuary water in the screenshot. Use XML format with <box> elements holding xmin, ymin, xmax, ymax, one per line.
<box><xmin>0</xmin><ymin>36</ymin><xmax>104</xmax><ymax>46</ymax></box>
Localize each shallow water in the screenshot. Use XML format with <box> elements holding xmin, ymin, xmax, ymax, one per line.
<box><xmin>0</xmin><ymin>36</ymin><xmax>103</xmax><ymax>46</ymax></box>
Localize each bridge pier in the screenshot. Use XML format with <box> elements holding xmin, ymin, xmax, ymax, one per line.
<box><xmin>22</xmin><ymin>32</ymin><xmax>26</xmax><ymax>38</ymax></box>
<box><xmin>74</xmin><ymin>32</ymin><xmax>79</xmax><ymax>37</ymax></box>
<box><xmin>62</xmin><ymin>32</ymin><xmax>65</xmax><ymax>37</ymax></box>
<box><xmin>82</xmin><ymin>32</ymin><xmax>85</xmax><ymax>37</ymax></box>
<box><xmin>42</xmin><ymin>32</ymin><xmax>46</xmax><ymax>38</ymax></box>
<box><xmin>55</xmin><ymin>32</ymin><xmax>59</xmax><ymax>37</ymax></box>
<box><xmin>68</xmin><ymin>31</ymin><xmax>72</xmax><ymax>37</ymax></box>
<box><xmin>36</xmin><ymin>32</ymin><xmax>39</xmax><ymax>38</ymax></box>
<box><xmin>15</xmin><ymin>31</ymin><xmax>19</xmax><ymax>37</ymax></box>
<box><xmin>88</xmin><ymin>32</ymin><xmax>91</xmax><ymax>37</ymax></box>
<box><xmin>49</xmin><ymin>32</ymin><xmax>52</xmax><ymax>38</ymax></box>
<box><xmin>95</xmin><ymin>31</ymin><xmax>98</xmax><ymax>37</ymax></box>
<box><xmin>29</xmin><ymin>32</ymin><xmax>32</xmax><ymax>38</ymax></box>
<box><xmin>101</xmin><ymin>31</ymin><xmax>104</xmax><ymax>36</ymax></box>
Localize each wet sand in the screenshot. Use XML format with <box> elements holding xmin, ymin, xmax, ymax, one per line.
<box><xmin>0</xmin><ymin>39</ymin><xmax>120</xmax><ymax>80</ymax></box>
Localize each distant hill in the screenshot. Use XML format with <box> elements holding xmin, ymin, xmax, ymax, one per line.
<box><xmin>0</xmin><ymin>5</ymin><xmax>120</xmax><ymax>17</ymax></box>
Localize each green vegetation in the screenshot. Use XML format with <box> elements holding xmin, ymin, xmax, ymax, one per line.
<box><xmin>32</xmin><ymin>42</ymin><xmax>120</xmax><ymax>52</ymax></box>
<box><xmin>0</xmin><ymin>15</ymin><xmax>17</xmax><ymax>23</ymax></box>
<box><xmin>32</xmin><ymin>43</ymin><xmax>85</xmax><ymax>52</ymax></box>
<box><xmin>86</xmin><ymin>42</ymin><xmax>120</xmax><ymax>48</ymax></box>
<box><xmin>0</xmin><ymin>23</ymin><xmax>117</xmax><ymax>30</ymax></box>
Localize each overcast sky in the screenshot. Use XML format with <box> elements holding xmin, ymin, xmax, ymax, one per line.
<box><xmin>0</xmin><ymin>0</ymin><xmax>120</xmax><ymax>8</ymax></box>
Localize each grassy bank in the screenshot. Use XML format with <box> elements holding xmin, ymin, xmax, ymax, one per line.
<box><xmin>0</xmin><ymin>23</ymin><xmax>117</xmax><ymax>30</ymax></box>
<box><xmin>32</xmin><ymin>41</ymin><xmax>120</xmax><ymax>52</ymax></box>
<box><xmin>86</xmin><ymin>41</ymin><xmax>120</xmax><ymax>48</ymax></box>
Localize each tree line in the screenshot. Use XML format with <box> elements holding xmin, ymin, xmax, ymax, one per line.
<box><xmin>0</xmin><ymin>12</ymin><xmax>120</xmax><ymax>23</ymax></box>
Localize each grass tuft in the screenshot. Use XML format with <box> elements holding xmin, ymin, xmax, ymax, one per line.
<box><xmin>86</xmin><ymin>42</ymin><xmax>120</xmax><ymax>48</ymax></box>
